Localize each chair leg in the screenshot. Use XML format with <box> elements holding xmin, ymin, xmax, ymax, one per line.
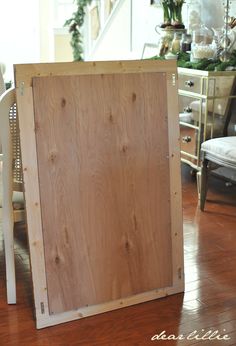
<box><xmin>200</xmin><ymin>158</ymin><xmax>209</xmax><ymax>211</ymax></box>
<box><xmin>196</xmin><ymin>171</ymin><xmax>201</xmax><ymax>200</ymax></box>
<box><xmin>2</xmin><ymin>205</ymin><xmax>16</xmax><ymax>304</ymax></box>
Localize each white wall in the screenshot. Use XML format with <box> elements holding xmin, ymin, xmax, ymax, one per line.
<box><xmin>86</xmin><ymin>0</ymin><xmax>133</xmax><ymax>60</ymax></box>
<box><xmin>0</xmin><ymin>0</ymin><xmax>40</xmax><ymax>82</ymax></box>
<box><xmin>54</xmin><ymin>29</ymin><xmax>73</xmax><ymax>62</ymax></box>
<box><xmin>0</xmin><ymin>0</ymin><xmax>75</xmax><ymax>82</ymax></box>
<box><xmin>86</xmin><ymin>0</ymin><xmax>164</xmax><ymax>61</ymax></box>
<box><xmin>39</xmin><ymin>0</ymin><xmax>54</xmax><ymax>62</ymax></box>
<box><xmin>131</xmin><ymin>0</ymin><xmax>163</xmax><ymax>58</ymax></box>
<box><xmin>41</xmin><ymin>0</ymin><xmax>75</xmax><ymax>63</ymax></box>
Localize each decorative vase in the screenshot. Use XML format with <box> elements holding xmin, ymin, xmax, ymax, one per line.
<box><xmin>155</xmin><ymin>26</ymin><xmax>186</xmax><ymax>56</ymax></box>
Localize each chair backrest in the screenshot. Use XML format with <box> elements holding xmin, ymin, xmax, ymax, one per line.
<box><xmin>0</xmin><ymin>88</ymin><xmax>23</xmax><ymax>209</ymax></box>
<box><xmin>9</xmin><ymin>101</ymin><xmax>23</xmax><ymax>189</ymax></box>
<box><xmin>0</xmin><ymin>87</ymin><xmax>24</xmax><ymax>305</ymax></box>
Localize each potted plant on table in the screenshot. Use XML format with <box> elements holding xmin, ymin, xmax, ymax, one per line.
<box><xmin>160</xmin><ymin>0</ymin><xmax>185</xmax><ymax>29</ymax></box>
<box><xmin>155</xmin><ymin>0</ymin><xmax>185</xmax><ymax>56</ymax></box>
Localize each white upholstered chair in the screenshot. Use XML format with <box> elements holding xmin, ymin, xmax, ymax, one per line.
<box><xmin>0</xmin><ymin>88</ymin><xmax>25</xmax><ymax>304</ymax></box>
<box><xmin>200</xmin><ymin>136</ymin><xmax>236</xmax><ymax>211</ymax></box>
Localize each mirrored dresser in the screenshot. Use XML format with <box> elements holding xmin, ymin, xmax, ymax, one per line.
<box><xmin>178</xmin><ymin>67</ymin><xmax>236</xmax><ymax>171</ymax></box>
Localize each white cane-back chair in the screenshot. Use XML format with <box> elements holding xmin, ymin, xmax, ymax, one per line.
<box><xmin>0</xmin><ymin>88</ymin><xmax>25</xmax><ymax>304</ymax></box>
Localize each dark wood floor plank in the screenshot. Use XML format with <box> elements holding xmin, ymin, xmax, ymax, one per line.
<box><xmin>0</xmin><ymin>164</ymin><xmax>236</xmax><ymax>345</ymax></box>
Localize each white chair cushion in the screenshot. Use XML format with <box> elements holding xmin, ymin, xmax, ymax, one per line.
<box><xmin>201</xmin><ymin>136</ymin><xmax>236</xmax><ymax>167</ymax></box>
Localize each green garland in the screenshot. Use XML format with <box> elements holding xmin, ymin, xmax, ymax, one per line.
<box><xmin>151</xmin><ymin>51</ymin><xmax>236</xmax><ymax>71</ymax></box>
<box><xmin>64</xmin><ymin>0</ymin><xmax>92</xmax><ymax>61</ymax></box>
<box><xmin>176</xmin><ymin>51</ymin><xmax>236</xmax><ymax>71</ymax></box>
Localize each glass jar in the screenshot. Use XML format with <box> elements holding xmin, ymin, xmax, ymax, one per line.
<box><xmin>155</xmin><ymin>26</ymin><xmax>186</xmax><ymax>56</ymax></box>
<box><xmin>155</xmin><ymin>27</ymin><xmax>174</xmax><ymax>56</ymax></box>
<box><xmin>171</xmin><ymin>32</ymin><xmax>182</xmax><ymax>54</ymax></box>
<box><xmin>192</xmin><ymin>24</ymin><xmax>214</xmax><ymax>45</ymax></box>
<box><xmin>191</xmin><ymin>43</ymin><xmax>216</xmax><ymax>61</ymax></box>
<box><xmin>181</xmin><ymin>33</ymin><xmax>192</xmax><ymax>52</ymax></box>
<box><xmin>187</xmin><ymin>1</ymin><xmax>201</xmax><ymax>34</ymax></box>
<box><xmin>191</xmin><ymin>25</ymin><xmax>215</xmax><ymax>61</ymax></box>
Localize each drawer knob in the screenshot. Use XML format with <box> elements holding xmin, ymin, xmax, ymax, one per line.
<box><xmin>185</xmin><ymin>80</ymin><xmax>194</xmax><ymax>87</ymax></box>
<box><xmin>182</xmin><ymin>136</ymin><xmax>192</xmax><ymax>143</ymax></box>
<box><xmin>183</xmin><ymin>106</ymin><xmax>192</xmax><ymax>113</ymax></box>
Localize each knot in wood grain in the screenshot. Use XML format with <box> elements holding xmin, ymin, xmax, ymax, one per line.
<box><xmin>34</xmin><ymin>121</ymin><xmax>40</xmax><ymax>132</ymax></box>
<box><xmin>122</xmin><ymin>145</ymin><xmax>128</xmax><ymax>153</ymax></box>
<box><xmin>133</xmin><ymin>214</ymin><xmax>138</xmax><ymax>231</ymax></box>
<box><xmin>64</xmin><ymin>227</ymin><xmax>69</xmax><ymax>244</ymax></box>
<box><xmin>125</xmin><ymin>241</ymin><xmax>130</xmax><ymax>253</ymax></box>
<box><xmin>61</xmin><ymin>98</ymin><xmax>66</xmax><ymax>108</ymax></box>
<box><xmin>132</xmin><ymin>93</ymin><xmax>137</xmax><ymax>102</ymax></box>
<box><xmin>49</xmin><ymin>152</ymin><xmax>57</xmax><ymax>163</ymax></box>
<box><xmin>55</xmin><ymin>255</ymin><xmax>60</xmax><ymax>264</ymax></box>
<box><xmin>109</xmin><ymin>113</ymin><xmax>114</xmax><ymax>123</ymax></box>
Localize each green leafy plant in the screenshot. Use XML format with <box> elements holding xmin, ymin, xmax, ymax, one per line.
<box><xmin>64</xmin><ymin>0</ymin><xmax>92</xmax><ymax>61</ymax></box>
<box><xmin>160</xmin><ymin>0</ymin><xmax>185</xmax><ymax>29</ymax></box>
<box><xmin>150</xmin><ymin>50</ymin><xmax>236</xmax><ymax>71</ymax></box>
<box><xmin>177</xmin><ymin>51</ymin><xmax>236</xmax><ymax>71</ymax></box>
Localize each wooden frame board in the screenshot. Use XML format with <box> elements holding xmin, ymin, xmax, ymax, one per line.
<box><xmin>15</xmin><ymin>60</ymin><xmax>184</xmax><ymax>329</ymax></box>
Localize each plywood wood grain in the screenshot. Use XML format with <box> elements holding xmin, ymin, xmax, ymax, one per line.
<box><xmin>32</xmin><ymin>72</ymin><xmax>172</xmax><ymax>315</ymax></box>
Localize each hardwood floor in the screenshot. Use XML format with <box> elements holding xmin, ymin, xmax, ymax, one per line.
<box><xmin>1</xmin><ymin>163</ymin><xmax>236</xmax><ymax>345</ymax></box>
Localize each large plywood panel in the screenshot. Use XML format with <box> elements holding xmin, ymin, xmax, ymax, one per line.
<box><xmin>32</xmin><ymin>72</ymin><xmax>172</xmax><ymax>315</ymax></box>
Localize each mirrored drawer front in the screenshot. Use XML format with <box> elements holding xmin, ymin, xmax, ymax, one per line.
<box><xmin>178</xmin><ymin>74</ymin><xmax>202</xmax><ymax>94</ymax></box>
<box><xmin>180</xmin><ymin>126</ymin><xmax>196</xmax><ymax>156</ymax></box>
<box><xmin>203</xmin><ymin>76</ymin><xmax>234</xmax><ymax>97</ymax></box>
<box><xmin>180</xmin><ymin>125</ymin><xmax>198</xmax><ymax>167</ymax></box>
<box><xmin>179</xmin><ymin>94</ymin><xmax>227</xmax><ymax>132</ymax></box>
<box><xmin>178</xmin><ymin>95</ymin><xmax>203</xmax><ymax>125</ymax></box>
